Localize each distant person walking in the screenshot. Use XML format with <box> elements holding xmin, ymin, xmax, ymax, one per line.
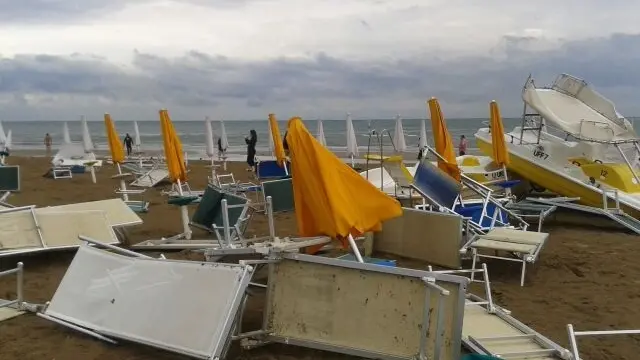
<box><xmin>245</xmin><ymin>129</ymin><xmax>257</xmax><ymax>171</ymax></box>
<box><xmin>458</xmin><ymin>135</ymin><xmax>468</xmax><ymax>156</ymax></box>
<box><xmin>123</xmin><ymin>133</ymin><xmax>134</xmax><ymax>156</ymax></box>
<box><xmin>44</xmin><ymin>133</ymin><xmax>52</xmax><ymax>155</ymax></box>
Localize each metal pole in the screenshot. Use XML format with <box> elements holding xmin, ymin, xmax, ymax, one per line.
<box><xmin>266</xmin><ymin>196</ymin><xmax>276</xmax><ymax>240</ymax></box>
<box><xmin>221</xmin><ymin>199</ymin><xmax>232</xmax><ymax>248</ymax></box>
<box><xmin>79</xmin><ymin>235</ymin><xmax>152</xmax><ymax>258</ymax></box>
<box><xmin>16</xmin><ymin>262</ymin><xmax>23</xmax><ymax>305</ymax></box>
<box><xmin>347</xmin><ymin>234</ymin><xmax>364</xmax><ymax>263</ymax></box>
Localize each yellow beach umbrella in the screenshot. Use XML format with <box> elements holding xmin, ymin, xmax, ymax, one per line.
<box><xmin>159</xmin><ymin>109</ymin><xmax>187</xmax><ymax>183</ymax></box>
<box><xmin>427</xmin><ymin>98</ymin><xmax>461</xmax><ymax>181</ymax></box>
<box><xmin>269</xmin><ymin>113</ymin><xmax>287</xmax><ymax>168</ymax></box>
<box><xmin>489</xmin><ymin>100</ymin><xmax>510</xmax><ymax>166</ymax></box>
<box><xmin>104</xmin><ymin>113</ymin><xmax>125</xmax><ymax>164</ymax></box>
<box><xmin>286</xmin><ymin>116</ymin><xmax>402</xmax><ymax>261</ymax></box>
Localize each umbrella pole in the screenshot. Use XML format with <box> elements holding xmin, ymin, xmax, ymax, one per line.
<box><xmin>502</xmin><ymin>164</ymin><xmax>511</xmax><ymax>196</ymax></box>
<box><xmin>210</xmin><ymin>156</ymin><xmax>217</xmax><ymax>185</ymax></box>
<box><xmin>89</xmin><ymin>165</ymin><xmax>97</xmax><ymax>184</ymax></box>
<box><xmin>347</xmin><ymin>234</ymin><xmax>364</xmax><ymax>263</ymax></box>
<box><xmin>116</xmin><ymin>163</ymin><xmax>129</xmax><ymax>202</ymax></box>
<box><xmin>176</xmin><ymin>179</ymin><xmax>192</xmax><ymax>240</ymax></box>
<box><xmin>283</xmin><ymin>160</ymin><xmax>289</xmax><ymax>175</ymax></box>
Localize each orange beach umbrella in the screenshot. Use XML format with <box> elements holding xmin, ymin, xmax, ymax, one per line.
<box><xmin>269</xmin><ymin>113</ymin><xmax>287</xmax><ymax>167</ymax></box>
<box><xmin>104</xmin><ymin>113</ymin><xmax>125</xmax><ymax>164</ymax></box>
<box><xmin>428</xmin><ymin>98</ymin><xmax>461</xmax><ymax>181</ymax></box>
<box><xmin>489</xmin><ymin>100</ymin><xmax>510</xmax><ymax>166</ymax></box>
<box><xmin>159</xmin><ymin>109</ymin><xmax>187</xmax><ymax>183</ymax></box>
<box><xmin>286</xmin><ymin>116</ymin><xmax>402</xmax><ymax>250</ymax></box>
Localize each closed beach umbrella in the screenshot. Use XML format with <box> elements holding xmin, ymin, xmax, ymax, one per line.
<box><xmin>393</xmin><ymin>114</ymin><xmax>407</xmax><ymax>152</ymax></box>
<box><xmin>316</xmin><ymin>119</ymin><xmax>327</xmax><ymax>146</ymax></box>
<box><xmin>489</xmin><ymin>100</ymin><xmax>510</xmax><ymax>166</ymax></box>
<box><xmin>204</xmin><ymin>117</ymin><xmax>215</xmax><ymax>158</ymax></box>
<box><xmin>428</xmin><ymin>98</ymin><xmax>460</xmax><ymax>181</ymax></box>
<box><xmin>81</xmin><ymin>116</ymin><xmax>94</xmax><ymax>153</ymax></box>
<box><xmin>62</xmin><ymin>122</ymin><xmax>72</xmax><ymax>144</ymax></box>
<box><xmin>104</xmin><ymin>113</ymin><xmax>125</xmax><ymax>164</ymax></box>
<box><xmin>133</xmin><ymin>121</ymin><xmax>142</xmax><ymax>147</ymax></box>
<box><xmin>419</xmin><ymin>118</ymin><xmax>428</xmax><ymax>150</ymax></box>
<box><xmin>269</xmin><ymin>113</ymin><xmax>287</xmax><ymax>167</ymax></box>
<box><xmin>219</xmin><ymin>121</ymin><xmax>229</xmax><ymax>151</ymax></box>
<box><xmin>0</xmin><ymin>121</ymin><xmax>6</xmax><ymax>145</ymax></box>
<box><xmin>286</xmin><ymin>117</ymin><xmax>402</xmax><ymax>261</ymax></box>
<box><xmin>4</xmin><ymin>130</ymin><xmax>11</xmax><ymax>151</ymax></box>
<box><xmin>159</xmin><ymin>109</ymin><xmax>188</xmax><ymax>183</ymax></box>
<box><xmin>345</xmin><ymin>113</ymin><xmax>358</xmax><ymax>165</ymax></box>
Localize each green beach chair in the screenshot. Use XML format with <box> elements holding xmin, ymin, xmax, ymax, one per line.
<box><xmin>190</xmin><ymin>185</ymin><xmax>252</xmax><ymax>244</ymax></box>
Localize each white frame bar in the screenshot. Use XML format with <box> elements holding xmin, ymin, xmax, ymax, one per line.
<box><xmin>567</xmin><ymin>324</ymin><xmax>640</xmax><ymax>360</ymax></box>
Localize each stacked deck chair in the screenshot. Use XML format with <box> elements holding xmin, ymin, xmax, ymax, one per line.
<box><xmin>411</xmin><ymin>159</ymin><xmax>528</xmax><ymax>236</ymax></box>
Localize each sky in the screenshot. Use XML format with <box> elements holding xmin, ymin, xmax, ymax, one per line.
<box><xmin>1</xmin><ymin>0</ymin><xmax>640</xmax><ymax>121</ymax></box>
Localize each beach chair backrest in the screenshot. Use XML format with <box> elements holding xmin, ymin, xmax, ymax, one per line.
<box><xmin>412</xmin><ymin>159</ymin><xmax>462</xmax><ymax>209</ymax></box>
<box><xmin>191</xmin><ymin>185</ymin><xmax>224</xmax><ymax>229</ymax></box>
<box><xmin>381</xmin><ymin>157</ymin><xmax>413</xmax><ymax>188</ymax></box>
<box><xmin>257</xmin><ymin>160</ymin><xmax>291</xmax><ymax>180</ymax></box>
<box><xmin>191</xmin><ymin>185</ymin><xmax>250</xmax><ymax>230</ymax></box>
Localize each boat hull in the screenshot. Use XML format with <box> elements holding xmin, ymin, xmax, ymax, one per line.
<box><xmin>475</xmin><ymin>133</ymin><xmax>640</xmax><ymax>219</ymax></box>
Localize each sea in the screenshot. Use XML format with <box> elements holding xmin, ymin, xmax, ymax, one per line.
<box><xmin>2</xmin><ymin>117</ymin><xmax>637</xmax><ymax>158</ymax></box>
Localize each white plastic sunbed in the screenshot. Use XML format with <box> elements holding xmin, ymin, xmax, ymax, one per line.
<box><xmin>461</xmin><ymin>227</ymin><xmax>549</xmax><ymax>286</ymax></box>
<box><xmin>130</xmin><ymin>168</ymin><xmax>170</xmax><ymax>188</ymax></box>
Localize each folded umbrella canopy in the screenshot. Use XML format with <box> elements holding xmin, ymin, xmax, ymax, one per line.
<box><xmin>489</xmin><ymin>100</ymin><xmax>510</xmax><ymax>167</ymax></box>
<box><xmin>269</xmin><ymin>113</ymin><xmax>287</xmax><ymax>168</ymax></box>
<box><xmin>159</xmin><ymin>109</ymin><xmax>187</xmax><ymax>183</ymax></box>
<box><xmin>104</xmin><ymin>113</ymin><xmax>125</xmax><ymax>165</ymax></box>
<box><xmin>286</xmin><ymin>117</ymin><xmax>402</xmax><ymax>261</ymax></box>
<box><xmin>428</xmin><ymin>98</ymin><xmax>461</xmax><ymax>181</ymax></box>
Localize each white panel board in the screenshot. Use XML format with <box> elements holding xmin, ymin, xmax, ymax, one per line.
<box><xmin>45</xmin><ymin>246</ymin><xmax>252</xmax><ymax>358</ymax></box>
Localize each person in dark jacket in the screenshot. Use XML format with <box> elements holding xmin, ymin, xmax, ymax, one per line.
<box><xmin>245</xmin><ymin>129</ymin><xmax>257</xmax><ymax>171</ymax></box>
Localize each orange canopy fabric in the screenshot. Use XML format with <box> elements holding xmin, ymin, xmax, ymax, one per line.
<box><xmin>286</xmin><ymin>117</ymin><xmax>402</xmax><ymax>249</ymax></box>
<box><xmin>490</xmin><ymin>100</ymin><xmax>510</xmax><ymax>166</ymax></box>
<box><xmin>269</xmin><ymin>113</ymin><xmax>287</xmax><ymax>167</ymax></box>
<box><xmin>104</xmin><ymin>113</ymin><xmax>124</xmax><ymax>164</ymax></box>
<box><xmin>159</xmin><ymin>109</ymin><xmax>187</xmax><ymax>183</ymax></box>
<box><xmin>428</xmin><ymin>98</ymin><xmax>461</xmax><ymax>181</ymax></box>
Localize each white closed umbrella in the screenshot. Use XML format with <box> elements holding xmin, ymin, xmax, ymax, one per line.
<box><xmin>317</xmin><ymin>119</ymin><xmax>327</xmax><ymax>146</ymax></box>
<box><xmin>393</xmin><ymin>114</ymin><xmax>407</xmax><ymax>153</ymax></box>
<box><xmin>4</xmin><ymin>130</ymin><xmax>11</xmax><ymax>151</ymax></box>
<box><xmin>80</xmin><ymin>116</ymin><xmax>97</xmax><ymax>183</ymax></box>
<box><xmin>205</xmin><ymin>118</ymin><xmax>215</xmax><ymax>158</ymax></box>
<box><xmin>133</xmin><ymin>121</ymin><xmax>142</xmax><ymax>148</ymax></box>
<box><xmin>419</xmin><ymin>118</ymin><xmax>428</xmax><ymax>150</ymax></box>
<box><xmin>0</xmin><ymin>129</ymin><xmax>10</xmax><ymax>164</ymax></box>
<box><xmin>219</xmin><ymin>120</ymin><xmax>229</xmax><ymax>170</ymax></box>
<box><xmin>346</xmin><ymin>113</ymin><xmax>358</xmax><ymax>166</ymax></box>
<box><xmin>62</xmin><ymin>122</ymin><xmax>71</xmax><ymax>144</ymax></box>
<box><xmin>81</xmin><ymin>116</ymin><xmax>94</xmax><ymax>153</ymax></box>
<box><xmin>0</xmin><ymin>121</ymin><xmax>6</xmax><ymax>145</ymax></box>
<box><xmin>268</xmin><ymin>121</ymin><xmax>275</xmax><ymax>153</ymax></box>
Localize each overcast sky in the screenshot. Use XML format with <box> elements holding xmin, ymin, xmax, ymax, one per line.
<box><xmin>1</xmin><ymin>0</ymin><xmax>639</xmax><ymax>121</ymax></box>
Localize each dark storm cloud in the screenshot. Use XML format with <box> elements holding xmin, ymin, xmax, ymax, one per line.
<box><xmin>2</xmin><ymin>32</ymin><xmax>640</xmax><ymax>119</ymax></box>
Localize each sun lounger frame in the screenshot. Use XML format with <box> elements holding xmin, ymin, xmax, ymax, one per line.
<box><xmin>52</xmin><ymin>166</ymin><xmax>73</xmax><ymax>179</ymax></box>
<box><xmin>238</xmin><ymin>253</ymin><xmax>468</xmax><ymax>360</ymax></box>
<box><xmin>460</xmin><ymin>228</ymin><xmax>549</xmax><ymax>286</ymax></box>
<box><xmin>429</xmin><ymin>265</ymin><xmax>570</xmax><ymax>359</ymax></box>
<box><xmin>567</xmin><ymin>324</ymin><xmax>640</xmax><ymax>360</ymax></box>
<box><xmin>0</xmin><ymin>262</ymin><xmax>25</xmax><ymax>322</ymax></box>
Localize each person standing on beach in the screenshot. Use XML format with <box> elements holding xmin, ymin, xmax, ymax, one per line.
<box><xmin>123</xmin><ymin>133</ymin><xmax>134</xmax><ymax>157</ymax></box>
<box><xmin>245</xmin><ymin>129</ymin><xmax>257</xmax><ymax>171</ymax></box>
<box><xmin>458</xmin><ymin>135</ymin><xmax>468</xmax><ymax>156</ymax></box>
<box><xmin>44</xmin><ymin>133</ymin><xmax>52</xmax><ymax>154</ymax></box>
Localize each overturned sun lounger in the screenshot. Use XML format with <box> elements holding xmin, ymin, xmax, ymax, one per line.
<box><xmin>39</xmin><ymin>241</ymin><xmax>254</xmax><ymax>359</ymax></box>
<box><xmin>461</xmin><ymin>227</ymin><xmax>549</xmax><ymax>286</ymax></box>
<box><xmin>130</xmin><ymin>168</ymin><xmax>170</xmax><ymax>188</ymax></box>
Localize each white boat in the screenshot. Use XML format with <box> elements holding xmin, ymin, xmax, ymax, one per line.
<box><xmin>476</xmin><ymin>73</ymin><xmax>640</xmax><ymax>218</ymax></box>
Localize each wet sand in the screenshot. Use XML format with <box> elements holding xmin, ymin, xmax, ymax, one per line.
<box><xmin>0</xmin><ymin>156</ymin><xmax>639</xmax><ymax>359</ymax></box>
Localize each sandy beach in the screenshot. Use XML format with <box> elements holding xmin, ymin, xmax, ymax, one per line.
<box><xmin>0</xmin><ymin>156</ymin><xmax>639</xmax><ymax>359</ymax></box>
